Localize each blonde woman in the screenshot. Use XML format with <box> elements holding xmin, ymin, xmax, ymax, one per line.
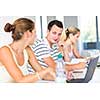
<box><xmin>59</xmin><ymin>26</ymin><xmax>84</xmax><ymax>80</ymax></box>
<box><xmin>59</xmin><ymin>26</ymin><xmax>84</xmax><ymax>62</ymax></box>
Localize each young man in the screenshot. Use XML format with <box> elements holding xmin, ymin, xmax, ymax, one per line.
<box><xmin>28</xmin><ymin>20</ymin><xmax>86</xmax><ymax>73</ymax></box>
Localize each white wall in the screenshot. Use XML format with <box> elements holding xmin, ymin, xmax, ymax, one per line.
<box><xmin>0</xmin><ymin>33</ymin><xmax>13</xmax><ymax>47</ymax></box>
<box><xmin>0</xmin><ymin>16</ymin><xmax>23</xmax><ymax>47</ymax></box>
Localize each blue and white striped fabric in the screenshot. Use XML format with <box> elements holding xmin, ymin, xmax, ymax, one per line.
<box><xmin>28</xmin><ymin>38</ymin><xmax>59</xmax><ymax>73</ymax></box>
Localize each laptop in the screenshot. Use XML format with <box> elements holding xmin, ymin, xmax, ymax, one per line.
<box><xmin>66</xmin><ymin>56</ymin><xmax>99</xmax><ymax>83</ymax></box>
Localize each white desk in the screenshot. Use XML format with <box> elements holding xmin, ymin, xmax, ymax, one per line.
<box><xmin>37</xmin><ymin>67</ymin><xmax>100</xmax><ymax>83</ymax></box>
<box><xmin>37</xmin><ymin>80</ymin><xmax>55</xmax><ymax>83</ymax></box>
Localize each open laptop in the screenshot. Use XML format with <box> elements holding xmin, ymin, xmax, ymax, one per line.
<box><xmin>66</xmin><ymin>56</ymin><xmax>99</xmax><ymax>83</ymax></box>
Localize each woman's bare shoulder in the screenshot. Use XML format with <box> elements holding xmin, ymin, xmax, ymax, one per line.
<box><xmin>0</xmin><ymin>46</ymin><xmax>11</xmax><ymax>56</ymax></box>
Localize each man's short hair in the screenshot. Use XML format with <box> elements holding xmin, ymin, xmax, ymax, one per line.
<box><xmin>48</xmin><ymin>20</ymin><xmax>63</xmax><ymax>31</ymax></box>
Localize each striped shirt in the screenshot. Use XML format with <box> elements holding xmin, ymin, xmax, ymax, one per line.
<box><xmin>28</xmin><ymin>38</ymin><xmax>60</xmax><ymax>72</ymax></box>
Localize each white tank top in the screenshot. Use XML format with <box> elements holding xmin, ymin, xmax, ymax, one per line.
<box><xmin>0</xmin><ymin>45</ymin><xmax>29</xmax><ymax>83</ymax></box>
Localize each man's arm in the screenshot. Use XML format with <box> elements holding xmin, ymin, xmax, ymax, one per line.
<box><xmin>43</xmin><ymin>56</ymin><xmax>57</xmax><ymax>70</ymax></box>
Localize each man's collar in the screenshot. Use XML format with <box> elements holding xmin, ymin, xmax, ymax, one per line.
<box><xmin>44</xmin><ymin>37</ymin><xmax>58</xmax><ymax>49</ymax></box>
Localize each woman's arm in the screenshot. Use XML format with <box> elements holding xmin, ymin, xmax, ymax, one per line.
<box><xmin>0</xmin><ymin>47</ymin><xmax>55</xmax><ymax>82</ymax></box>
<box><xmin>26</xmin><ymin>46</ymin><xmax>43</xmax><ymax>72</ymax></box>
<box><xmin>65</xmin><ymin>62</ymin><xmax>86</xmax><ymax>71</ymax></box>
<box><xmin>63</xmin><ymin>49</ymin><xmax>71</xmax><ymax>62</ymax></box>
<box><xmin>73</xmin><ymin>45</ymin><xmax>84</xmax><ymax>58</ymax></box>
<box><xmin>26</xmin><ymin>47</ymin><xmax>56</xmax><ymax>81</ymax></box>
<box><xmin>26</xmin><ymin>46</ymin><xmax>57</xmax><ymax>71</ymax></box>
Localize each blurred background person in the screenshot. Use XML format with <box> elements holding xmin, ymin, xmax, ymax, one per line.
<box><xmin>59</xmin><ymin>26</ymin><xmax>85</xmax><ymax>80</ymax></box>
<box><xmin>59</xmin><ymin>26</ymin><xmax>84</xmax><ymax>62</ymax></box>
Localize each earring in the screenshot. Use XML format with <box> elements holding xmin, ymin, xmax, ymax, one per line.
<box><xmin>19</xmin><ymin>33</ymin><xmax>23</xmax><ymax>36</ymax></box>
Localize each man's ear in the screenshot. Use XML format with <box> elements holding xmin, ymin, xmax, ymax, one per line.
<box><xmin>46</xmin><ymin>30</ymin><xmax>49</xmax><ymax>37</ymax></box>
